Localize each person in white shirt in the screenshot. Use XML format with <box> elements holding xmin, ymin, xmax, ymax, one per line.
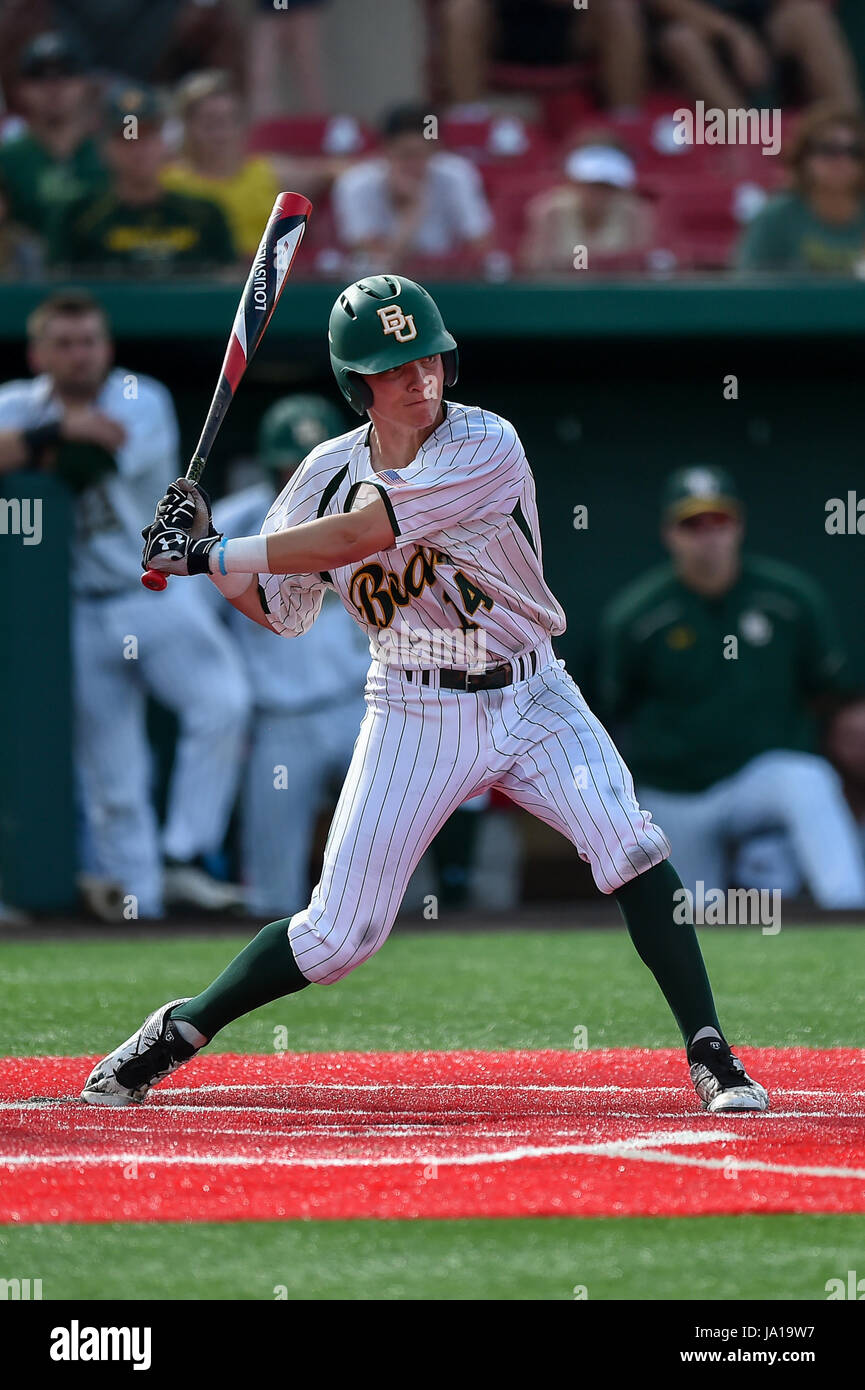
<box><xmin>331</xmin><ymin>102</ymin><xmax>493</xmax><ymax>271</ymax></box>
<box><xmin>0</xmin><ymin>290</ymin><xmax>250</xmax><ymax>919</ymax></box>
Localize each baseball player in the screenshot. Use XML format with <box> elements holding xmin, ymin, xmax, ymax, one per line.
<box><xmin>0</xmin><ymin>290</ymin><xmax>250</xmax><ymax>918</ymax></box>
<box><xmin>83</xmin><ymin>274</ymin><xmax>768</xmax><ymax>1114</ymax></box>
<box><xmin>206</xmin><ymin>395</ymin><xmax>371</xmax><ymax>917</ymax></box>
<box><xmin>599</xmin><ymin>466</ymin><xmax>865</xmax><ymax>909</ymax></box>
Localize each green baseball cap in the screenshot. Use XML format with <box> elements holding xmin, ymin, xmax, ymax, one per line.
<box><xmin>19</xmin><ymin>32</ymin><xmax>87</xmax><ymax>79</ymax></box>
<box><xmin>258</xmin><ymin>394</ymin><xmax>346</xmax><ymax>472</ymax></box>
<box><xmin>662</xmin><ymin>466</ymin><xmax>741</xmax><ymax>522</ymax></box>
<box><xmin>103</xmin><ymin>82</ymin><xmax>164</xmax><ymax>132</ymax></box>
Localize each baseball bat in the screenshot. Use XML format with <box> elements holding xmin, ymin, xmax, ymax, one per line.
<box><xmin>142</xmin><ymin>190</ymin><xmax>313</xmax><ymax>590</ymax></box>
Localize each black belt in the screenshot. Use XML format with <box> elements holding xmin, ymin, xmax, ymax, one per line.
<box><xmin>404</xmin><ymin>648</ymin><xmax>539</xmax><ymax>691</ymax></box>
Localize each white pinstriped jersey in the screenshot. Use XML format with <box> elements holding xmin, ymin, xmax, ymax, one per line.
<box><xmin>259</xmin><ymin>400</ymin><xmax>566</xmax><ymax>666</ymax></box>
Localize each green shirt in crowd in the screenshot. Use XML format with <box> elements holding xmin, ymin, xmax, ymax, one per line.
<box><xmin>597</xmin><ymin>556</ymin><xmax>852</xmax><ymax>793</ymax></box>
<box><xmin>49</xmin><ymin>189</ymin><xmax>237</xmax><ymax>271</ymax></box>
<box><xmin>736</xmin><ymin>192</ymin><xmax>865</xmax><ymax>274</ymax></box>
<box><xmin>0</xmin><ymin>132</ymin><xmax>108</xmax><ymax>235</ymax></box>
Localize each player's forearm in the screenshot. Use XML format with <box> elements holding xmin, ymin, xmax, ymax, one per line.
<box><xmin>214</xmin><ymin>503</ymin><xmax>394</xmax><ymax>577</ymax></box>
<box><xmin>265</xmin><ymin>511</ymin><xmax>384</xmax><ymax>572</ymax></box>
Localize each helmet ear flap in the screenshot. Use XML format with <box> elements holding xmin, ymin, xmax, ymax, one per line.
<box><xmin>346</xmin><ymin>371</ymin><xmax>373</xmax><ymax>415</ymax></box>
<box><xmin>442</xmin><ymin>348</ymin><xmax>459</xmax><ymax>388</ymax></box>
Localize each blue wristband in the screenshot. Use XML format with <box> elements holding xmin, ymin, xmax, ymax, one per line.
<box><xmin>218</xmin><ymin>539</ymin><xmax>228</xmax><ymax>576</ymax></box>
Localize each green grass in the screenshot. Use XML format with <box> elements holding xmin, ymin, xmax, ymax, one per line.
<box><xmin>2</xmin><ymin>924</ymin><xmax>863</xmax><ymax>1300</ymax></box>
<box><xmin>1</xmin><ymin>1216</ymin><xmax>863</xmax><ymax>1301</ymax></box>
<box><xmin>3</xmin><ymin>925</ymin><xmax>865</xmax><ymax>1056</ymax></box>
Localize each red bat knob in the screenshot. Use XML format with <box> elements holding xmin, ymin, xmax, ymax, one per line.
<box><xmin>141</xmin><ymin>568</ymin><xmax>168</xmax><ymax>591</ymax></box>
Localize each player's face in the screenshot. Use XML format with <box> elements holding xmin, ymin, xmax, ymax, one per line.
<box><xmin>365</xmin><ymin>354</ymin><xmax>444</xmax><ymax>427</ymax></box>
<box><xmin>187</xmin><ymin>93</ymin><xmax>240</xmax><ymax>159</ymax></box>
<box><xmin>30</xmin><ymin>313</ymin><xmax>113</xmax><ymax>395</ymax></box>
<box><xmin>804</xmin><ymin>124</ymin><xmax>865</xmax><ymax>195</ymax></box>
<box><xmin>664</xmin><ymin>511</ymin><xmax>743</xmax><ymax>574</ymax></box>
<box><xmin>386</xmin><ymin>132</ymin><xmax>431</xmax><ymax>182</ymax></box>
<box><xmin>18</xmin><ymin>75</ymin><xmax>89</xmax><ymax>124</ymax></box>
<box><xmin>578</xmin><ymin>182</ymin><xmax>615</xmax><ymax>216</ymax></box>
<box><xmin>826</xmin><ymin>701</ymin><xmax>865</xmax><ymax>780</ymax></box>
<box><xmin>106</xmin><ymin>126</ymin><xmax>166</xmax><ymax>183</ymax></box>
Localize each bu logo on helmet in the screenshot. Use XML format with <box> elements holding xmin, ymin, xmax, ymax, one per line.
<box><xmin>376</xmin><ymin>304</ymin><xmax>417</xmax><ymax>342</ymax></box>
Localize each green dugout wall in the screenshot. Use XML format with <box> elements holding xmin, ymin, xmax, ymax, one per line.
<box><xmin>1</xmin><ymin>280</ymin><xmax>863</xmax><ymax>910</ymax></box>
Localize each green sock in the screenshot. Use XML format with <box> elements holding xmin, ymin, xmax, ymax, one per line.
<box><xmin>613</xmin><ymin>859</ymin><xmax>722</xmax><ymax>1047</ymax></box>
<box><xmin>171</xmin><ymin>918</ymin><xmax>310</xmax><ymax>1041</ymax></box>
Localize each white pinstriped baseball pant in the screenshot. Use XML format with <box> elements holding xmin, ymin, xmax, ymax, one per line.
<box><xmin>287</xmin><ymin>637</ymin><xmax>670</xmax><ymax>983</ymax></box>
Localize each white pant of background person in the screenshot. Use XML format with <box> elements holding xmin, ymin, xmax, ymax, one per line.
<box><xmin>74</xmin><ymin>582</ymin><xmax>251</xmax><ymax>917</ymax></box>
<box><xmin>639</xmin><ymin>749</ymin><xmax>865</xmax><ymax>910</ymax></box>
<box><xmin>288</xmin><ymin>639</ymin><xmax>671</xmax><ymax>984</ymax></box>
<box><xmin>242</xmin><ymin>695</ymin><xmax>365</xmax><ymax>918</ymax></box>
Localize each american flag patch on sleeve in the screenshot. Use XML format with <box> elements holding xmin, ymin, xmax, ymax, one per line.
<box><xmin>380</xmin><ymin>469</ymin><xmax>405</xmax><ymax>485</ymax></box>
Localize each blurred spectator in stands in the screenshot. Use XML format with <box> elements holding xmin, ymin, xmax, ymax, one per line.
<box><xmin>737</xmin><ymin>103</ymin><xmax>865</xmax><ymax>272</ymax></box>
<box><xmin>162</xmin><ymin>70</ymin><xmax>344</xmax><ymax>260</ymax></box>
<box><xmin>49</xmin><ymin>83</ymin><xmax>237</xmax><ymax>274</ymax></box>
<box><xmin>521</xmin><ymin>134</ymin><xmax>654</xmax><ymax>273</ymax></box>
<box><xmin>246</xmin><ymin>0</ymin><xmax>331</xmax><ymax>121</ymax></box>
<box><xmin>650</xmin><ymin>0</ymin><xmax>860</xmax><ymax>112</ymax></box>
<box><xmin>598</xmin><ymin>465</ymin><xmax>865</xmax><ymax>909</ymax></box>
<box><xmin>332</xmin><ymin>102</ymin><xmax>493</xmax><ymax>273</ymax></box>
<box><xmin>0</xmin><ymin>1</ymin><xmax>52</xmax><ymax>105</ymax></box>
<box><xmin>0</xmin><ymin>33</ymin><xmax>107</xmax><ymax>237</ymax></box>
<box><xmin>441</xmin><ymin>0</ymin><xmax>647</xmax><ymax>118</ymax></box>
<box><xmin>46</xmin><ymin>1</ymin><xmax>243</xmax><ymax>88</ymax></box>
<box><xmin>0</xmin><ymin>170</ymin><xmax>43</xmax><ymax>277</ymax></box>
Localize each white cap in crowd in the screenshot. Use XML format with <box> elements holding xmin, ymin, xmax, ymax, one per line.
<box><xmin>564</xmin><ymin>145</ymin><xmax>636</xmax><ymax>190</ymax></box>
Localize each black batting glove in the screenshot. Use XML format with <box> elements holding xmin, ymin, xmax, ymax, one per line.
<box><xmin>154</xmin><ymin>480</ymin><xmax>217</xmax><ymax>538</ymax></box>
<box><xmin>141</xmin><ymin>521</ymin><xmax>223</xmax><ymax>576</ymax></box>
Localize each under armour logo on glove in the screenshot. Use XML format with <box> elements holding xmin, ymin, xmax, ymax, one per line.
<box><xmin>141</xmin><ymin>521</ymin><xmax>222</xmax><ymax>576</ymax></box>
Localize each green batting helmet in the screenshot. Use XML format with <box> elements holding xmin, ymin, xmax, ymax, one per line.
<box><xmin>258</xmin><ymin>394</ymin><xmax>346</xmax><ymax>472</ymax></box>
<box><xmin>662</xmin><ymin>466</ymin><xmax>741</xmax><ymax>523</ymax></box>
<box><xmin>328</xmin><ymin>273</ymin><xmax>458</xmax><ymax>415</ymax></box>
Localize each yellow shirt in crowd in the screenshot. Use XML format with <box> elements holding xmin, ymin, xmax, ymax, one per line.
<box><xmin>161</xmin><ymin>157</ymin><xmax>279</xmax><ymax>257</ymax></box>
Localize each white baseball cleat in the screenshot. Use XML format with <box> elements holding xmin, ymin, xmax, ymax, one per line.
<box><xmin>163</xmin><ymin>860</ymin><xmax>245</xmax><ymax>912</ymax></box>
<box><xmin>688</xmin><ymin>1035</ymin><xmax>769</xmax><ymax>1113</ymax></box>
<box><xmin>80</xmin><ymin>998</ymin><xmax>202</xmax><ymax>1106</ymax></box>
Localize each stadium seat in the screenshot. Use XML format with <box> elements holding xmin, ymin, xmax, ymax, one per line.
<box><xmin>248</xmin><ymin>114</ymin><xmax>376</xmax><ymax>158</ymax></box>
<box><xmin>481</xmin><ymin>167</ymin><xmax>562</xmax><ymax>261</ymax></box>
<box><xmin>291</xmin><ymin>194</ymin><xmax>346</xmax><ymax>279</ymax></box>
<box><xmin>440</xmin><ymin>114</ymin><xmax>552</xmax><ymax>168</ymax></box>
<box><xmin>649</xmin><ymin>174</ymin><xmax>772</xmax><ymax>270</ymax></box>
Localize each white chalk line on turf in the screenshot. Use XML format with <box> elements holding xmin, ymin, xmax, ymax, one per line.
<box><xmin>158</xmin><ymin>1082</ymin><xmax>865</xmax><ymax>1098</ymax></box>
<box><xmin>3</xmin><ymin>1141</ymin><xmax>865</xmax><ymax>1182</ymax></box>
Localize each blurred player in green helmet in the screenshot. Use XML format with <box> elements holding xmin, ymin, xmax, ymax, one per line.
<box><xmin>205</xmin><ymin>393</ymin><xmax>369</xmax><ymax>919</ymax></box>
<box><xmin>258</xmin><ymin>394</ymin><xmax>348</xmax><ymax>478</ymax></box>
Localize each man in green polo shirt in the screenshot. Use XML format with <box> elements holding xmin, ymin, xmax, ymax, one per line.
<box><xmin>0</xmin><ymin>33</ymin><xmax>108</xmax><ymax>237</ymax></box>
<box><xmin>49</xmin><ymin>83</ymin><xmax>237</xmax><ymax>273</ymax></box>
<box><xmin>598</xmin><ymin>465</ymin><xmax>865</xmax><ymax>908</ymax></box>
